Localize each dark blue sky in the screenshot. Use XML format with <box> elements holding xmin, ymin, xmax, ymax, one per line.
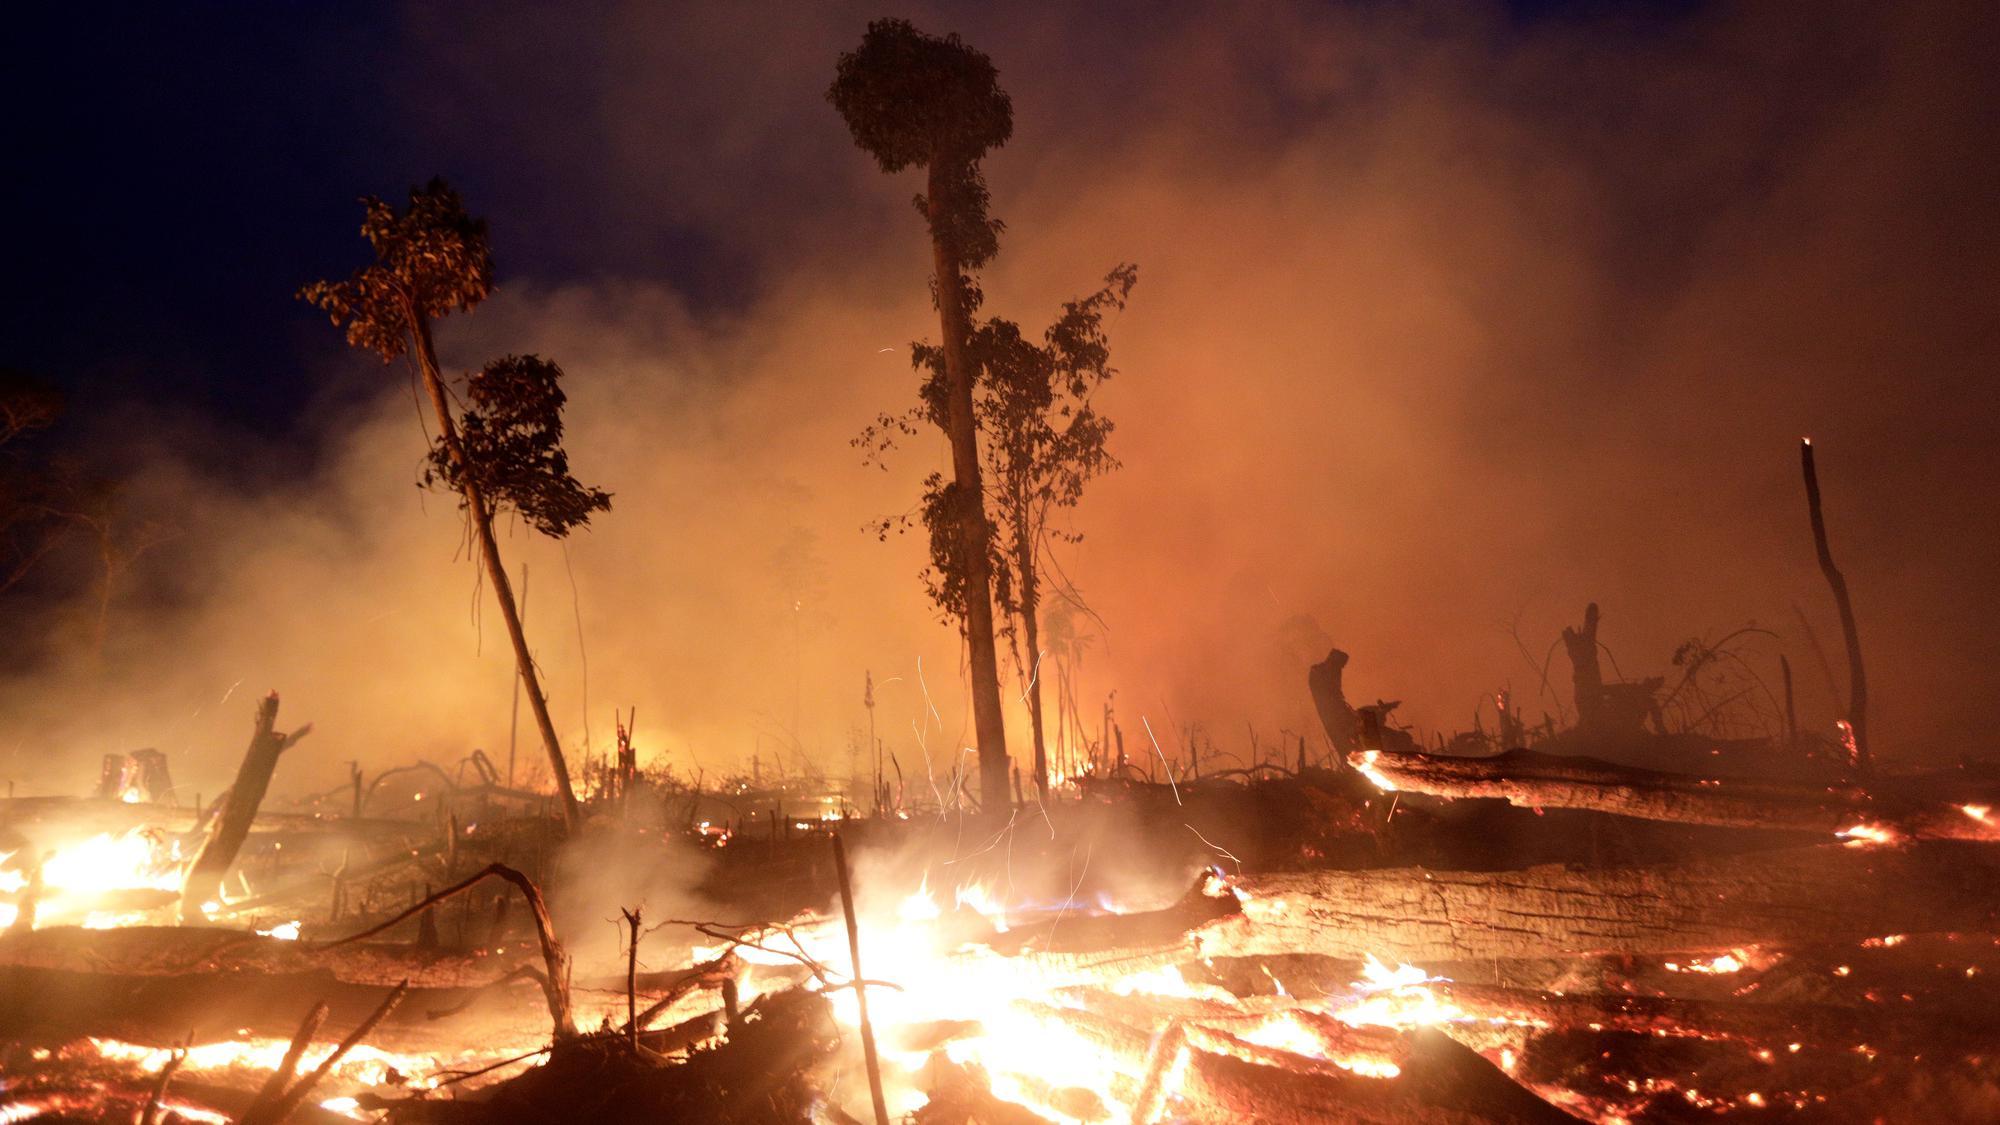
<box><xmin>3</xmin><ymin>1</ymin><xmax>1702</xmax><ymax>449</ymax></box>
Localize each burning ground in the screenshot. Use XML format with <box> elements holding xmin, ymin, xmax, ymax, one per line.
<box><xmin>8</xmin><ymin>624</ymin><xmax>2000</xmax><ymax>1124</ymax></box>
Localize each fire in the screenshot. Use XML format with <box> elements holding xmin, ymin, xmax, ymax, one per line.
<box><xmin>1835</xmin><ymin>822</ymin><xmax>1899</xmax><ymax>848</ymax></box>
<box><xmin>1353</xmin><ymin>750</ymin><xmax>1397</xmax><ymax>791</ymax></box>
<box><xmin>1332</xmin><ymin>955</ymin><xmax>1470</xmax><ymax>1029</ymax></box>
<box><xmin>1664</xmin><ymin>950</ymin><xmax>1750</xmax><ymax>974</ymax></box>
<box><xmin>1</xmin><ymin>828</ymin><xmax>185</xmax><ymax>929</ymax></box>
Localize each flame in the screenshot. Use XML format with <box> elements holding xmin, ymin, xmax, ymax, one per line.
<box><xmin>1333</xmin><ymin>956</ymin><xmax>1467</xmax><ymax>1029</ymax></box>
<box><xmin>1664</xmin><ymin>950</ymin><xmax>1748</xmax><ymax>974</ymax></box>
<box><xmin>1836</xmin><ymin>823</ymin><xmax>1899</xmax><ymax>848</ymax></box>
<box><xmin>1</xmin><ymin>828</ymin><xmax>186</xmax><ymax>929</ymax></box>
<box><xmin>1353</xmin><ymin>750</ymin><xmax>1397</xmax><ymax>791</ymax></box>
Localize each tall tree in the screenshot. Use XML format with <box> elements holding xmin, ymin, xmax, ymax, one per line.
<box><xmin>970</xmin><ymin>265</ymin><xmax>1137</xmax><ymax>799</ymax></box>
<box><xmin>871</xmin><ymin>268</ymin><xmax>1138</xmax><ymax>799</ymax></box>
<box><xmin>831</xmin><ymin>18</ymin><xmax>1016</xmax><ymax>814</ymax></box>
<box><xmin>302</xmin><ymin>179</ymin><xmax>608</xmax><ymax>831</ymax></box>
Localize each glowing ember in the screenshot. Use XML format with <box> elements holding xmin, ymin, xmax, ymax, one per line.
<box><xmin>1836</xmin><ymin>823</ymin><xmax>1899</xmax><ymax>848</ymax></box>
<box><xmin>1664</xmin><ymin>950</ymin><xmax>1749</xmax><ymax>974</ymax></box>
<box><xmin>1353</xmin><ymin>750</ymin><xmax>1398</xmax><ymax>791</ymax></box>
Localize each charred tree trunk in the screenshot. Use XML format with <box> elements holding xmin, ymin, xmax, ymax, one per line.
<box><xmin>1307</xmin><ymin>648</ymin><xmax>1357</xmax><ymax>765</ymax></box>
<box><xmin>1206</xmin><ymin>842</ymin><xmax>2000</xmax><ymax>963</ymax></box>
<box><xmin>410</xmin><ymin>311</ymin><xmax>581</xmax><ymax>832</ymax></box>
<box><xmin>1560</xmin><ymin>603</ymin><xmax>1603</xmax><ymax>730</ymax></box>
<box><xmin>928</xmin><ymin>162</ymin><xmax>1010</xmax><ymax>817</ymax></box>
<box><xmin>1800</xmin><ymin>438</ymin><xmax>1869</xmax><ymax>774</ymax></box>
<box><xmin>179</xmin><ymin>694</ymin><xmax>310</xmax><ymax>921</ymax></box>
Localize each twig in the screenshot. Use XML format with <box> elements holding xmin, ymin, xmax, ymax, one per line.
<box><xmin>137</xmin><ymin>1034</ymin><xmax>191</xmax><ymax>1125</ymax></box>
<box><xmin>242</xmin><ymin>981</ymin><xmax>410</xmax><ymax>1125</ymax></box>
<box><xmin>247</xmin><ymin>1000</ymin><xmax>327</xmax><ymax>1112</ymax></box>
<box><xmin>833</xmin><ymin>834</ymin><xmax>889</xmax><ymax>1125</ymax></box>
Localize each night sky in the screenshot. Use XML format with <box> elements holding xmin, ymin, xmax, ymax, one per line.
<box><xmin>6</xmin><ymin>0</ymin><xmax>1699</xmax><ymax>457</ymax></box>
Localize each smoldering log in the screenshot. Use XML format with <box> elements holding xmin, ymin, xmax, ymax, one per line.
<box><xmin>1203</xmin><ymin>843</ymin><xmax>2000</xmax><ymax>962</ymax></box>
<box><xmin>1175</xmin><ymin>1031</ymin><xmax>1577</xmax><ymax>1124</ymax></box>
<box><xmin>179</xmin><ymin>693</ymin><xmax>313</xmax><ymax>921</ymax></box>
<box><xmin>1357</xmin><ymin>746</ymin><xmax>2000</xmax><ymax>842</ymax></box>
<box><xmin>1435</xmin><ymin>981</ymin><xmax>2000</xmax><ymax>1050</ymax></box>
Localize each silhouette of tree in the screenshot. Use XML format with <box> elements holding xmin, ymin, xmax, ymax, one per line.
<box><xmin>831</xmin><ymin>17</ymin><xmax>1016</xmax><ymax>813</ymax></box>
<box><xmin>302</xmin><ymin>178</ymin><xmax>606</xmax><ymax>831</ymax></box>
<box><xmin>866</xmin><ymin>267</ymin><xmax>1137</xmax><ymax>799</ymax></box>
<box><xmin>973</xmin><ymin>265</ymin><xmax>1136</xmax><ymax>799</ymax></box>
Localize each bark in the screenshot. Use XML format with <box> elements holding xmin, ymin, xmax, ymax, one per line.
<box><xmin>1204</xmin><ymin>843</ymin><xmax>2000</xmax><ymax>963</ymax></box>
<box><xmin>179</xmin><ymin>694</ymin><xmax>311</xmax><ymax>921</ymax></box>
<box><xmin>928</xmin><ymin>161</ymin><xmax>1010</xmax><ymax>816</ymax></box>
<box><xmin>410</xmin><ymin>311</ymin><xmax>581</xmax><ymax>832</ymax></box>
<box><xmin>1356</xmin><ymin>746</ymin><xmax>2000</xmax><ymax>842</ymax></box>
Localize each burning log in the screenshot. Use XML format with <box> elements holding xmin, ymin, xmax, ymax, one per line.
<box><xmin>1355</xmin><ymin>746</ymin><xmax>2000</xmax><ymax>842</ymax></box>
<box><xmin>915</xmin><ymin>1055</ymin><xmax>1060</xmax><ymax>1125</ymax></box>
<box><xmin>1175</xmin><ymin>1030</ymin><xmax>1576</xmax><ymax>1124</ymax></box>
<box><xmin>1207</xmin><ymin>843</ymin><xmax>2000</xmax><ymax>962</ymax></box>
<box><xmin>382</xmin><ymin>988</ymin><xmax>838</xmax><ymax>1123</ymax></box>
<box><xmin>179</xmin><ymin>692</ymin><xmax>313</xmax><ymax>921</ymax></box>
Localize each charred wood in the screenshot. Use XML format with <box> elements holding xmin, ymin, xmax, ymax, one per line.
<box><xmin>1206</xmin><ymin>843</ymin><xmax>2000</xmax><ymax>962</ymax></box>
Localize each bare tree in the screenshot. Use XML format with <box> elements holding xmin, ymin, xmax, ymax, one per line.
<box><xmin>830</xmin><ymin>18</ymin><xmax>1016</xmax><ymax>813</ymax></box>
<box><xmin>301</xmin><ymin>179</ymin><xmax>608</xmax><ymax>831</ymax></box>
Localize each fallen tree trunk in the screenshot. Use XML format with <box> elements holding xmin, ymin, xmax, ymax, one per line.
<box><xmin>1203</xmin><ymin>843</ymin><xmax>2000</xmax><ymax>962</ymax></box>
<box><xmin>1358</xmin><ymin>747</ymin><xmax>2000</xmax><ymax>842</ymax></box>
<box><xmin>1437</xmin><ymin>981</ymin><xmax>2000</xmax><ymax>1050</ymax></box>
<box><xmin>180</xmin><ymin>693</ymin><xmax>312</xmax><ymax>920</ymax></box>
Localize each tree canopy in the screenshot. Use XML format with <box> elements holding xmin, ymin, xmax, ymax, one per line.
<box><xmin>829</xmin><ymin>17</ymin><xmax>1012</xmax><ymax>272</ymax></box>
<box><xmin>422</xmin><ymin>354</ymin><xmax>611</xmax><ymax>539</ymax></box>
<box><xmin>298</xmin><ymin>178</ymin><xmax>493</xmax><ymax>362</ymax></box>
